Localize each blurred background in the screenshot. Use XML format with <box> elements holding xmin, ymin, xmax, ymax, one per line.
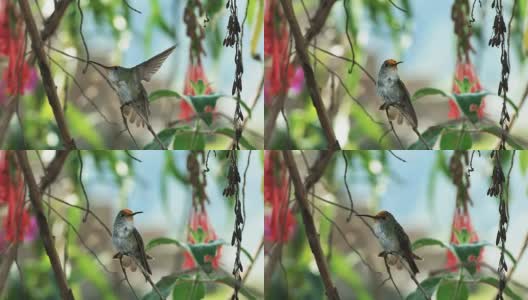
<box><xmin>0</xmin><ymin>150</ymin><xmax>263</xmax><ymax>299</ymax></box>
<box><xmin>265</xmin><ymin>150</ymin><xmax>528</xmax><ymax>299</ymax></box>
<box><xmin>265</xmin><ymin>0</ymin><xmax>528</xmax><ymax>149</ymax></box>
<box><xmin>0</xmin><ymin>0</ymin><xmax>264</xmax><ymax>149</ymax></box>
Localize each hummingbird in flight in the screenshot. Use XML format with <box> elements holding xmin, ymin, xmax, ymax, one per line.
<box><xmin>377</xmin><ymin>59</ymin><xmax>418</xmax><ymax>129</ymax></box>
<box><xmin>357</xmin><ymin>210</ymin><xmax>422</xmax><ymax>274</ymax></box>
<box><xmin>112</xmin><ymin>209</ymin><xmax>152</xmax><ymax>277</ymax></box>
<box><xmin>96</xmin><ymin>45</ymin><xmax>176</xmax><ymax>128</ymax></box>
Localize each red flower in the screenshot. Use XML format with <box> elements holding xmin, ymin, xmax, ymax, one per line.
<box><xmin>0</xmin><ymin>2</ymin><xmax>36</xmax><ymax>97</ymax></box>
<box><xmin>0</xmin><ymin>151</ymin><xmax>30</xmax><ymax>243</ymax></box>
<box><xmin>264</xmin><ymin>151</ymin><xmax>295</xmax><ymax>243</ymax></box>
<box><xmin>445</xmin><ymin>207</ymin><xmax>483</xmax><ymax>272</ymax></box>
<box><xmin>448</xmin><ymin>60</ymin><xmax>485</xmax><ymax>120</ymax></box>
<box><xmin>264</xmin><ymin>0</ymin><xmax>298</xmax><ymax>105</ymax></box>
<box><xmin>180</xmin><ymin>63</ymin><xmax>214</xmax><ymax>121</ymax></box>
<box><xmin>182</xmin><ymin>209</ymin><xmax>222</xmax><ymax>270</ymax></box>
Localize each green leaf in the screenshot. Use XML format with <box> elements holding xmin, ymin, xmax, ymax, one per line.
<box><xmin>412</xmin><ymin>238</ymin><xmax>447</xmax><ymax>250</ymax></box>
<box><xmin>214</xmin><ymin>275</ymin><xmax>257</xmax><ymax>300</ymax></box>
<box><xmin>190</xmin><ymin>80</ymin><xmax>207</xmax><ymax>95</ymax></box>
<box><xmin>215</xmin><ymin>128</ymin><xmax>256</xmax><ymax>149</ymax></box>
<box><xmin>437</xmin><ymin>280</ymin><xmax>469</xmax><ymax>300</ymax></box>
<box><xmin>142</xmin><ymin>274</ymin><xmax>179</xmax><ymax>300</ymax></box>
<box><xmin>187</xmin><ymin>240</ymin><xmax>224</xmax><ymax>272</ymax></box>
<box><xmin>439</xmin><ymin>130</ymin><xmax>472</xmax><ymax>150</ymax></box>
<box><xmin>478</xmin><ymin>277</ymin><xmax>522</xmax><ymax>300</ymax></box>
<box><xmin>172</xmin><ymin>129</ymin><xmax>206</xmax><ymax>150</ymax></box>
<box><xmin>144</xmin><ymin>128</ymin><xmax>177</xmax><ymax>149</ymax></box>
<box><xmin>405</xmin><ymin>276</ymin><xmax>442</xmax><ymax>300</ymax></box>
<box><xmin>411</xmin><ymin>87</ymin><xmax>447</xmax><ymax>102</ymax></box>
<box><xmin>172</xmin><ymin>280</ymin><xmax>205</xmax><ymax>300</ymax></box>
<box><xmin>145</xmin><ymin>237</ymin><xmax>185</xmax><ymax>251</ymax></box>
<box><xmin>408</xmin><ymin>126</ymin><xmax>443</xmax><ymax>149</ymax></box>
<box><xmin>452</xmin><ymin>91</ymin><xmax>487</xmax><ymax>123</ymax></box>
<box><xmin>64</xmin><ymin>105</ymin><xmax>104</xmax><ymax>148</ymax></box>
<box><xmin>451</xmin><ymin>242</ymin><xmax>484</xmax><ymax>275</ymax></box>
<box><xmin>519</xmin><ymin>151</ymin><xmax>528</xmax><ymax>175</ymax></box>
<box><xmin>149</xmin><ymin>89</ymin><xmax>183</xmax><ymax>102</ymax></box>
<box><xmin>187</xmin><ymin>94</ymin><xmax>222</xmax><ymax>126</ymax></box>
<box><xmin>481</xmin><ymin>126</ymin><xmax>525</xmax><ymax>149</ymax></box>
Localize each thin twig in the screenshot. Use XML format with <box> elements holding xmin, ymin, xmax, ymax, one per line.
<box><xmin>242</xmin><ymin>236</ymin><xmax>264</xmax><ymax>283</ymax></box>
<box><xmin>119</xmin><ymin>257</ymin><xmax>140</xmax><ymax>300</ymax></box>
<box><xmin>76</xmin><ymin>150</ymin><xmax>90</xmax><ymax>221</ymax></box>
<box><xmin>388</xmin><ymin>0</ymin><xmax>408</xmax><ymax>13</ymax></box>
<box><xmin>76</xmin><ymin>0</ymin><xmax>90</xmax><ymax>73</ymax></box>
<box><xmin>44</xmin><ymin>192</ymin><xmax>112</xmax><ymax>236</ymax></box>
<box><xmin>382</xmin><ymin>255</ymin><xmax>403</xmax><ymax>300</ymax></box>
<box><xmin>122</xmin><ymin>0</ymin><xmax>141</xmax><ymax>14</ymax></box>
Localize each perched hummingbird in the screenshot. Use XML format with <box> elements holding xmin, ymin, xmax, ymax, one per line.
<box><xmin>112</xmin><ymin>209</ymin><xmax>152</xmax><ymax>276</ymax></box>
<box><xmin>357</xmin><ymin>210</ymin><xmax>422</xmax><ymax>275</ymax></box>
<box><xmin>100</xmin><ymin>45</ymin><xmax>176</xmax><ymax>127</ymax></box>
<box><xmin>377</xmin><ymin>59</ymin><xmax>418</xmax><ymax>129</ymax></box>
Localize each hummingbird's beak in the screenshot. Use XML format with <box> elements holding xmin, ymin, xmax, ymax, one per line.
<box><xmin>130</xmin><ymin>211</ymin><xmax>143</xmax><ymax>216</ymax></box>
<box><xmin>395</xmin><ymin>61</ymin><xmax>403</xmax><ymax>65</ymax></box>
<box><xmin>356</xmin><ymin>214</ymin><xmax>378</xmax><ymax>219</ymax></box>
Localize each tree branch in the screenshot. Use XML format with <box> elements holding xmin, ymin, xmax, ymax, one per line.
<box><xmin>279</xmin><ymin>0</ymin><xmax>340</xmax><ymax>150</ymax></box>
<box><xmin>40</xmin><ymin>0</ymin><xmax>74</xmax><ymax>42</ymax></box>
<box><xmin>282</xmin><ymin>150</ymin><xmax>341</xmax><ymax>300</ymax></box>
<box><xmin>19</xmin><ymin>0</ymin><xmax>76</xmax><ymax>149</ymax></box>
<box><xmin>15</xmin><ymin>151</ymin><xmax>74</xmax><ymax>300</ymax></box>
<box><xmin>39</xmin><ymin>150</ymin><xmax>70</xmax><ymax>191</ymax></box>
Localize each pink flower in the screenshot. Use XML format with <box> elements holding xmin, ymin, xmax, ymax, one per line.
<box><xmin>180</xmin><ymin>63</ymin><xmax>214</xmax><ymax>121</ymax></box>
<box><xmin>182</xmin><ymin>209</ymin><xmax>222</xmax><ymax>270</ymax></box>
<box><xmin>264</xmin><ymin>151</ymin><xmax>296</xmax><ymax>243</ymax></box>
<box><xmin>445</xmin><ymin>207</ymin><xmax>483</xmax><ymax>272</ymax></box>
<box><xmin>448</xmin><ymin>60</ymin><xmax>485</xmax><ymax>120</ymax></box>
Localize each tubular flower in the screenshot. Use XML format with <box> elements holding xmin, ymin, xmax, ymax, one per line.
<box><xmin>0</xmin><ymin>1</ymin><xmax>38</xmax><ymax>98</ymax></box>
<box><xmin>264</xmin><ymin>151</ymin><xmax>295</xmax><ymax>243</ymax></box>
<box><xmin>446</xmin><ymin>207</ymin><xmax>483</xmax><ymax>272</ymax></box>
<box><xmin>448</xmin><ymin>60</ymin><xmax>485</xmax><ymax>120</ymax></box>
<box><xmin>264</xmin><ymin>0</ymin><xmax>303</xmax><ymax>104</ymax></box>
<box><xmin>182</xmin><ymin>208</ymin><xmax>222</xmax><ymax>270</ymax></box>
<box><xmin>180</xmin><ymin>62</ymin><xmax>214</xmax><ymax>121</ymax></box>
<box><xmin>0</xmin><ymin>151</ymin><xmax>32</xmax><ymax>243</ymax></box>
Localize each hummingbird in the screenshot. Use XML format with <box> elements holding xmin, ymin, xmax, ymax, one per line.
<box><xmin>97</xmin><ymin>45</ymin><xmax>176</xmax><ymax>128</ymax></box>
<box><xmin>357</xmin><ymin>210</ymin><xmax>422</xmax><ymax>275</ymax></box>
<box><xmin>112</xmin><ymin>209</ymin><xmax>152</xmax><ymax>277</ymax></box>
<box><xmin>377</xmin><ymin>59</ymin><xmax>418</xmax><ymax>129</ymax></box>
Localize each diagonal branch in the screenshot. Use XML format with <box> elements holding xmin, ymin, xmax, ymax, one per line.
<box><xmin>270</xmin><ymin>0</ymin><xmax>340</xmax><ymax>150</ymax></box>
<box><xmin>264</xmin><ymin>0</ymin><xmax>337</xmax><ymax>147</ymax></box>
<box><xmin>282</xmin><ymin>150</ymin><xmax>341</xmax><ymax>300</ymax></box>
<box><xmin>16</xmin><ymin>151</ymin><xmax>74</xmax><ymax>300</ymax></box>
<box><xmin>40</xmin><ymin>0</ymin><xmax>74</xmax><ymax>42</ymax></box>
<box><xmin>19</xmin><ymin>0</ymin><xmax>76</xmax><ymax>150</ymax></box>
<box><xmin>39</xmin><ymin>150</ymin><xmax>71</xmax><ymax>191</ymax></box>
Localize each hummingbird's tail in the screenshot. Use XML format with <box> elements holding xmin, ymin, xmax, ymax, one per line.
<box><xmin>122</xmin><ymin>99</ymin><xmax>151</xmax><ymax>128</ymax></box>
<box><xmin>405</xmin><ymin>254</ymin><xmax>420</xmax><ymax>274</ymax></box>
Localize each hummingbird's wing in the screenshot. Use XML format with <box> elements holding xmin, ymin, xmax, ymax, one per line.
<box><xmin>394</xmin><ymin>221</ymin><xmax>420</xmax><ymax>274</ymax></box>
<box><xmin>134</xmin><ymin>45</ymin><xmax>176</xmax><ymax>82</ymax></box>
<box><xmin>394</xmin><ymin>79</ymin><xmax>418</xmax><ymax>129</ymax></box>
<box><xmin>132</xmin><ymin>228</ymin><xmax>152</xmax><ymax>275</ymax></box>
